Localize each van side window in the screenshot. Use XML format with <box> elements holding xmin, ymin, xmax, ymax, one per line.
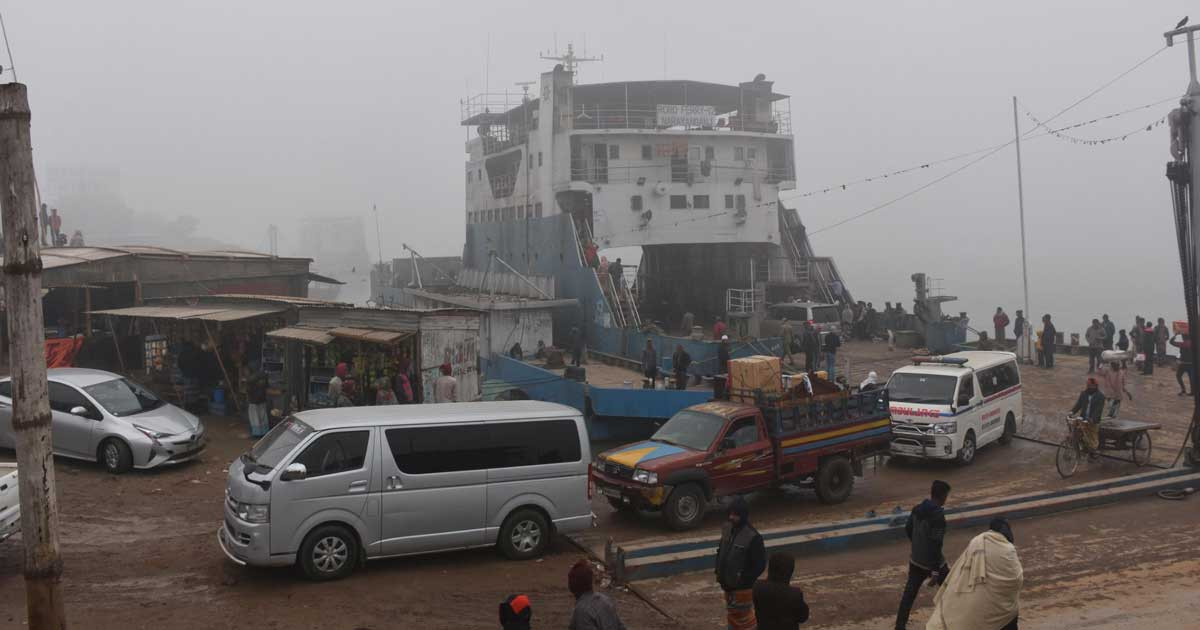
<box><xmin>294</xmin><ymin>430</ymin><xmax>369</xmax><ymax>477</ymax></box>
<box><xmin>490</xmin><ymin>420</ymin><xmax>581</xmax><ymax>467</ymax></box>
<box><xmin>725</xmin><ymin>417</ymin><xmax>760</xmax><ymax>448</ymax></box>
<box><xmin>387</xmin><ymin>425</ymin><xmax>490</xmax><ymax>474</ymax></box>
<box><xmin>957</xmin><ymin>376</ymin><xmax>974</xmax><ymax>405</ymax></box>
<box><xmin>977</xmin><ymin>367</ymin><xmax>1000</xmax><ymax>397</ymax></box>
<box><xmin>0</xmin><ymin>380</ymin><xmax>10</xmax><ymax>397</ymax></box>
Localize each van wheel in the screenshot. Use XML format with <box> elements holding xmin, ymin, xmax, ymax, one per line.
<box><xmin>663</xmin><ymin>483</ymin><xmax>706</xmax><ymax>530</ymax></box>
<box><xmin>498</xmin><ymin>509</ymin><xmax>549</xmax><ymax>560</ymax></box>
<box><xmin>999</xmin><ymin>414</ymin><xmax>1017</xmax><ymax>446</ymax></box>
<box><xmin>299</xmin><ymin>524</ymin><xmax>358</xmax><ymax>581</ymax></box>
<box><xmin>815</xmin><ymin>457</ymin><xmax>854</xmax><ymax>504</ymax></box>
<box><xmin>99</xmin><ymin>439</ymin><xmax>132</xmax><ymax>474</ymax></box>
<box><xmin>956</xmin><ymin>430</ymin><xmax>977</xmax><ymax>466</ymax></box>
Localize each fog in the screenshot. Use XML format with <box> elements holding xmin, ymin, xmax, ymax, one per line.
<box><xmin>8</xmin><ymin>1</ymin><xmax>1194</xmax><ymax>335</ymax></box>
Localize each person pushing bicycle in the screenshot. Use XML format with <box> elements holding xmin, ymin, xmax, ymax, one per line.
<box><xmin>1069</xmin><ymin>377</ymin><xmax>1106</xmax><ymax>458</ymax></box>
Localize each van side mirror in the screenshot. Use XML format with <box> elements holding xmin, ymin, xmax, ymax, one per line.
<box><xmin>281</xmin><ymin>462</ymin><xmax>307</xmax><ymax>481</ymax></box>
<box><xmin>69</xmin><ymin>406</ymin><xmax>90</xmax><ymax>417</ymax></box>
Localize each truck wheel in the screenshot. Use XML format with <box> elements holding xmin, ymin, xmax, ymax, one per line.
<box><xmin>956</xmin><ymin>430</ymin><xmax>977</xmax><ymax>466</ymax></box>
<box><xmin>999</xmin><ymin>414</ymin><xmax>1017</xmax><ymax>446</ymax></box>
<box><xmin>663</xmin><ymin>484</ymin><xmax>706</xmax><ymax>530</ymax></box>
<box><xmin>815</xmin><ymin>457</ymin><xmax>854</xmax><ymax>504</ymax></box>
<box><xmin>298</xmin><ymin>524</ymin><xmax>358</xmax><ymax>581</ymax></box>
<box><xmin>498</xmin><ymin>508</ymin><xmax>549</xmax><ymax>560</ymax></box>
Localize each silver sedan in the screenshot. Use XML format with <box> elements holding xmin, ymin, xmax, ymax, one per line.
<box><xmin>0</xmin><ymin>368</ymin><xmax>206</xmax><ymax>474</ymax></box>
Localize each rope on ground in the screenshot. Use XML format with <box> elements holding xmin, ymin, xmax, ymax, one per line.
<box><xmin>1011</xmin><ymin>434</ymin><xmax>1170</xmax><ymax>469</ymax></box>
<box><xmin>1157</xmin><ymin>487</ymin><xmax>1194</xmax><ymax>500</ymax></box>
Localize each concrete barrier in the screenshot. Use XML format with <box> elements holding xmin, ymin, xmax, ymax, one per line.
<box><xmin>601</xmin><ymin>466</ymin><xmax>1200</xmax><ymax>582</ymax></box>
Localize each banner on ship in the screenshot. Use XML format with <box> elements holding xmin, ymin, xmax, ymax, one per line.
<box><xmin>656</xmin><ymin>104</ymin><xmax>715</xmax><ymax>128</ymax></box>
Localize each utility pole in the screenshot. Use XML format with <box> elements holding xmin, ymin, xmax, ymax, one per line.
<box><xmin>1012</xmin><ymin>97</ymin><xmax>1032</xmax><ymax>363</ymax></box>
<box><xmin>0</xmin><ymin>83</ymin><xmax>68</xmax><ymax>628</ymax></box>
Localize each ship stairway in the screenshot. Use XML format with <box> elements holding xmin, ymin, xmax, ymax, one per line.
<box><xmin>778</xmin><ymin>204</ymin><xmax>851</xmax><ymax>304</ymax></box>
<box><xmin>575</xmin><ymin>220</ymin><xmax>642</xmax><ymax>330</ymax></box>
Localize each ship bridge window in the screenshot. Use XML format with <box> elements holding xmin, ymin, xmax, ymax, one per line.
<box><xmin>641</xmin><ymin>144</ymin><xmax>652</xmax><ymax>160</ymax></box>
<box><xmin>609</xmin><ymin>145</ymin><xmax>620</xmax><ymax>160</ymax></box>
<box><xmin>736</xmin><ymin>195</ymin><xmax>747</xmax><ymax>211</ymax></box>
<box><xmin>734</xmin><ymin>146</ymin><xmax>745</xmax><ymax>161</ymax></box>
<box><xmin>467</xmin><ymin>171</ymin><xmax>473</xmax><ymax>183</ymax></box>
<box><xmin>631</xmin><ymin>195</ymin><xmax>643</xmax><ymax>211</ymax></box>
<box><xmin>693</xmin><ymin>195</ymin><xmax>710</xmax><ymax>209</ymax></box>
<box><xmin>669</xmin><ymin>195</ymin><xmax>688</xmax><ymax>210</ymax></box>
<box><xmin>538</xmin><ymin>152</ymin><xmax>543</xmax><ymax>167</ymax></box>
<box><xmin>705</xmin><ymin>146</ymin><xmax>715</xmax><ymax>160</ymax></box>
<box><xmin>724</xmin><ymin>194</ymin><xmax>734</xmax><ymax>209</ymax></box>
<box><xmin>747</xmin><ymin>147</ymin><xmax>757</xmax><ymax>160</ymax></box>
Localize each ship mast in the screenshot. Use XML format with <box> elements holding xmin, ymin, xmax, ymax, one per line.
<box><xmin>540</xmin><ymin>43</ymin><xmax>602</xmax><ymax>83</ymax></box>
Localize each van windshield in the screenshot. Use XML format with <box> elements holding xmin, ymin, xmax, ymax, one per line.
<box><xmin>245</xmin><ymin>417</ymin><xmax>314</xmax><ymax>471</ymax></box>
<box><xmin>887</xmin><ymin>373</ymin><xmax>958</xmax><ymax>405</ymax></box>
<box><xmin>652</xmin><ymin>410</ymin><xmax>728</xmax><ymax>451</ymax></box>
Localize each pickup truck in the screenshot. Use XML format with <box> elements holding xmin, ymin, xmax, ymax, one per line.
<box><xmin>590</xmin><ymin>382</ymin><xmax>891</xmax><ymax>530</ymax></box>
<box><xmin>0</xmin><ymin>463</ymin><xmax>17</xmax><ymax>542</ymax></box>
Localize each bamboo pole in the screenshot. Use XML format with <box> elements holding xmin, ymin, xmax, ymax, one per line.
<box><xmin>0</xmin><ymin>82</ymin><xmax>68</xmax><ymax>629</ymax></box>
<box><xmin>202</xmin><ymin>320</ymin><xmax>240</xmax><ymax>413</ymax></box>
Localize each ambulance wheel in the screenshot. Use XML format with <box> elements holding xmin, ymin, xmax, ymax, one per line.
<box><xmin>999</xmin><ymin>414</ymin><xmax>1017</xmax><ymax>446</ymax></box>
<box><xmin>815</xmin><ymin>457</ymin><xmax>854</xmax><ymax>504</ymax></box>
<box><xmin>956</xmin><ymin>430</ymin><xmax>977</xmax><ymax>466</ymax></box>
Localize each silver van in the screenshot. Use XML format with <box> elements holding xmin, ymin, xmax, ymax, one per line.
<box><xmin>218</xmin><ymin>401</ymin><xmax>592</xmax><ymax>580</ymax></box>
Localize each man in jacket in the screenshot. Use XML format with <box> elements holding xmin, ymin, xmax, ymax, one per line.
<box><xmin>1086</xmin><ymin>319</ymin><xmax>1105</xmax><ymax>373</ymax></box>
<box><xmin>781</xmin><ymin>319</ymin><xmax>796</xmax><ymax>366</ymax></box>
<box><xmin>1041</xmin><ymin>315</ymin><xmax>1057</xmax><ymax>368</ymax></box>
<box><xmin>801</xmin><ymin>323</ymin><xmax>820</xmax><ymax>373</ymax></box>
<box><xmin>246</xmin><ymin>362</ymin><xmax>270</xmax><ymax>438</ymax></box>
<box><xmin>1171</xmin><ymin>333</ymin><xmax>1193</xmax><ymax>395</ymax></box>
<box><xmin>568</xmin><ymin>560</ymin><xmax>626</xmax><ymax>630</ymax></box>
<box><xmin>993</xmin><ymin>307</ymin><xmax>1010</xmax><ymax>344</ymax></box>
<box><xmin>1013</xmin><ymin>310</ymin><xmax>1025</xmax><ymax>345</ymax></box>
<box><xmin>672</xmin><ymin>344</ymin><xmax>692</xmax><ymax>390</ymax></box>
<box><xmin>641</xmin><ymin>339</ymin><xmax>658</xmax><ymax>388</ymax></box>
<box><xmin>716</xmin><ymin>497</ymin><xmax>767</xmax><ymax>630</ymax></box>
<box><xmin>1101</xmin><ymin>314</ymin><xmax>1116</xmax><ymax>351</ymax></box>
<box><xmin>753</xmin><ymin>552</ymin><xmax>809</xmax><ymax>630</ymax></box>
<box><xmin>1155</xmin><ymin>318</ymin><xmax>1170</xmax><ymax>366</ymax></box>
<box><xmin>1142</xmin><ymin>322</ymin><xmax>1156</xmax><ymax>375</ymax></box>
<box><xmin>1070</xmin><ymin>377</ymin><xmax>1106</xmax><ymax>454</ymax></box>
<box><xmin>895</xmin><ymin>480</ymin><xmax>951</xmax><ymax>630</ymax></box>
<box><xmin>822</xmin><ymin>329</ymin><xmax>841</xmax><ymax>379</ymax></box>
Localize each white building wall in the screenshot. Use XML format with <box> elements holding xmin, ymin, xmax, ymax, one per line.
<box><xmin>486</xmin><ymin>309</ymin><xmax>554</xmax><ymax>358</ymax></box>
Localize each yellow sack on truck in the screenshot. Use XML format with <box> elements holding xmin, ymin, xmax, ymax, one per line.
<box><xmin>728</xmin><ymin>355</ymin><xmax>782</xmax><ymax>401</ymax></box>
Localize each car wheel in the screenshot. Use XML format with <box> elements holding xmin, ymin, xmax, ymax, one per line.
<box><xmin>99</xmin><ymin>439</ymin><xmax>132</xmax><ymax>474</ymax></box>
<box><xmin>299</xmin><ymin>524</ymin><xmax>358</xmax><ymax>580</ymax></box>
<box><xmin>815</xmin><ymin>457</ymin><xmax>854</xmax><ymax>504</ymax></box>
<box><xmin>956</xmin><ymin>430</ymin><xmax>977</xmax><ymax>466</ymax></box>
<box><xmin>999</xmin><ymin>413</ymin><xmax>1017</xmax><ymax>446</ymax></box>
<box><xmin>663</xmin><ymin>483</ymin><xmax>706</xmax><ymax>531</ymax></box>
<box><xmin>498</xmin><ymin>508</ymin><xmax>550</xmax><ymax>560</ymax></box>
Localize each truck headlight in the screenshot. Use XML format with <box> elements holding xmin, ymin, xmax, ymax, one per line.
<box><xmin>633</xmin><ymin>469</ymin><xmax>658</xmax><ymax>485</ymax></box>
<box><xmin>929</xmin><ymin>421</ymin><xmax>957</xmax><ymax>435</ymax></box>
<box><xmin>236</xmin><ymin>502</ymin><xmax>270</xmax><ymax>524</ymax></box>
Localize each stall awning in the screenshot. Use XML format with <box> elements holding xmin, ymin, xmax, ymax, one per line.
<box><xmin>307</xmin><ymin>272</ymin><xmax>345</xmax><ymax>285</ymax></box>
<box><xmin>330</xmin><ymin>326</ymin><xmax>415</xmax><ymax>344</ymax></box>
<box><xmin>266</xmin><ymin>326</ymin><xmax>336</xmax><ymax>345</ymax></box>
<box><xmin>90</xmin><ymin>305</ymin><xmax>286</xmax><ymax>321</ymax></box>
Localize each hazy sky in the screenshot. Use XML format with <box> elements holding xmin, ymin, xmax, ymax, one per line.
<box><xmin>8</xmin><ymin>1</ymin><xmax>1196</xmax><ymax>332</ymax></box>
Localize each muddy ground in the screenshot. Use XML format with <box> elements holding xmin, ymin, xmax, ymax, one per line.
<box><xmin>1</xmin><ymin>341</ymin><xmax>1197</xmax><ymax>629</ymax></box>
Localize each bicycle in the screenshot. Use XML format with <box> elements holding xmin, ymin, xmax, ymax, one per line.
<box><xmin>1055</xmin><ymin>415</ymin><xmax>1095</xmax><ymax>478</ymax></box>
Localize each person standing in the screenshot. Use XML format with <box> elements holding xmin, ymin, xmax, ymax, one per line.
<box><xmin>328</xmin><ymin>361</ymin><xmax>348</xmax><ymax>403</ymax></box>
<box><xmin>830</xmin><ymin>278</ymin><xmax>844</xmax><ymax>304</ymax></box>
<box><xmin>38</xmin><ymin>202</ymin><xmax>49</xmax><ymax>246</ymax></box>
<box><xmin>434</xmin><ymin>363</ymin><xmax>458</xmax><ymax>402</ymax></box>
<box><xmin>926</xmin><ymin>518</ymin><xmax>1022</xmax><ymax>630</ymax></box>
<box><xmin>895</xmin><ymin>480</ymin><xmax>951</xmax><ymax>630</ymax></box>
<box><xmin>672</xmin><ymin>344</ymin><xmax>692</xmax><ymax>390</ymax></box>
<box><xmin>335</xmin><ymin>380</ymin><xmax>356</xmax><ymax>408</ymax></box>
<box><xmin>1013</xmin><ymin>309</ymin><xmax>1026</xmax><ymax>355</ymax></box>
<box><xmin>393</xmin><ymin>370</ymin><xmax>414</xmax><ymax>404</ymax></box>
<box><xmin>567</xmin><ymin>560</ymin><xmax>627</xmax><ymax>630</ymax></box>
<box><xmin>49</xmin><ymin>207</ymin><xmax>62</xmax><ymax>246</ymax></box>
<box><xmin>570</xmin><ymin>326</ymin><xmax>585</xmax><ymax>367</ymax></box>
<box><xmin>718</xmin><ymin>335</ymin><xmax>732</xmax><ymax>375</ymax></box>
<box><xmin>1085</xmin><ymin>319</ymin><xmax>1105</xmax><ymax>373</ymax></box>
<box><xmin>1171</xmin><ymin>333</ymin><xmax>1194</xmax><ymax>396</ymax></box>
<box><xmin>1155</xmin><ymin>318</ymin><xmax>1170</xmax><ymax>367</ymax></box>
<box><xmin>374</xmin><ymin>375</ymin><xmax>398</xmax><ymax>405</ymax></box>
<box><xmin>823</xmin><ymin>328</ymin><xmax>841</xmax><ymax>379</ymax></box>
<box><xmin>1131</xmin><ymin>316</ymin><xmax>1145</xmax><ymax>354</ymax></box>
<box><xmin>716</xmin><ymin>497</ymin><xmax>767</xmax><ymax>630</ymax></box>
<box><xmin>583</xmin><ymin>240</ymin><xmax>600</xmax><ymax>271</ymax></box>
<box><xmin>607</xmin><ymin>257</ymin><xmax>624</xmax><ymax>290</ymax></box>
<box><xmin>1070</xmin><ymin>377</ymin><xmax>1106</xmax><ymax>454</ymax></box>
<box><xmin>1041</xmin><ymin>315</ymin><xmax>1057</xmax><ymax>368</ymax></box>
<box><xmin>246</xmin><ymin>362</ymin><xmax>269</xmax><ymax>438</ymax></box>
<box><xmin>1097</xmin><ymin>361</ymin><xmax>1132</xmax><ymax>418</ymax></box>
<box><xmin>641</xmin><ymin>339</ymin><xmax>658</xmax><ymax>388</ymax></box>
<box><xmin>1142</xmin><ymin>321</ymin><xmax>1156</xmax><ymax>375</ymax></box>
<box><xmin>993</xmin><ymin>307</ymin><xmax>1010</xmax><ymax>344</ymax></box>
<box><xmin>801</xmin><ymin>323</ymin><xmax>819</xmax><ymax>373</ymax></box>
<box><xmin>865</xmin><ymin>303</ymin><xmax>879</xmax><ymax>339</ymax></box>
<box><xmin>753</xmin><ymin>552</ymin><xmax>810</xmax><ymax>630</ymax></box>
<box><xmin>841</xmin><ymin>303</ymin><xmax>854</xmax><ymax>340</ymax></box>
<box><xmin>780</xmin><ymin>319</ymin><xmax>796</xmax><ymax>366</ymax></box>
<box><xmin>713</xmin><ymin>317</ymin><xmax>728</xmax><ymax>341</ymax></box>
<box><xmin>1101</xmin><ymin>314</ymin><xmax>1116</xmax><ymax>351</ymax></box>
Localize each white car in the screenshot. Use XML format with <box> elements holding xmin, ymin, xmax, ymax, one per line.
<box><xmin>0</xmin><ymin>463</ymin><xmax>17</xmax><ymax>542</ymax></box>
<box><xmin>886</xmin><ymin>351</ymin><xmax>1022</xmax><ymax>465</ymax></box>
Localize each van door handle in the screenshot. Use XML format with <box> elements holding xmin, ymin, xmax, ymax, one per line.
<box><xmin>348</xmin><ymin>479</ymin><xmax>369</xmax><ymax>493</ymax></box>
<box><xmin>386</xmin><ymin>475</ymin><xmax>402</xmax><ymax>490</ymax></box>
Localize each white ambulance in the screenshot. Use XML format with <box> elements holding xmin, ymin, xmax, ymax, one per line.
<box><xmin>886</xmin><ymin>351</ymin><xmax>1022</xmax><ymax>465</ymax></box>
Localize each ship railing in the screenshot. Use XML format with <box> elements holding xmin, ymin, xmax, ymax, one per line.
<box><xmin>569</xmin><ymin>104</ymin><xmax>792</xmax><ymax>135</ymax></box>
<box><xmin>726</xmin><ymin>287</ymin><xmax>764</xmax><ymax>315</ymax></box>
<box><xmin>567</xmin><ymin>161</ymin><xmax>793</xmax><ymax>186</ymax></box>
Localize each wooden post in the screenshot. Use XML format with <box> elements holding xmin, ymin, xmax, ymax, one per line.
<box><xmin>0</xmin><ymin>83</ymin><xmax>68</xmax><ymax>629</ymax></box>
<box><xmin>202</xmin><ymin>320</ymin><xmax>240</xmax><ymax>413</ymax></box>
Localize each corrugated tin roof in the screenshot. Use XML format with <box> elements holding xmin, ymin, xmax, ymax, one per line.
<box><xmin>330</xmin><ymin>326</ymin><xmax>415</xmax><ymax>344</ymax></box>
<box><xmin>9</xmin><ymin>246</ymin><xmax>312</xmax><ymax>271</ymax></box>
<box><xmin>90</xmin><ymin>304</ymin><xmax>285</xmax><ymax>321</ymax></box>
<box><xmin>266</xmin><ymin>326</ymin><xmax>336</xmax><ymax>345</ymax></box>
<box><xmin>195</xmin><ymin>294</ymin><xmax>351</xmax><ymax>307</ymax></box>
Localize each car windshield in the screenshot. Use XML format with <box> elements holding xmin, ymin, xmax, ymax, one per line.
<box><xmin>651</xmin><ymin>410</ymin><xmax>728</xmax><ymax>452</ymax></box>
<box><xmin>887</xmin><ymin>373</ymin><xmax>958</xmax><ymax>405</ymax></box>
<box><xmin>246</xmin><ymin>417</ymin><xmax>314</xmax><ymax>470</ymax></box>
<box><xmin>812</xmin><ymin>306</ymin><xmax>840</xmax><ymax>323</ymax></box>
<box><xmin>83</xmin><ymin>378</ymin><xmax>165</xmax><ymax>417</ymax></box>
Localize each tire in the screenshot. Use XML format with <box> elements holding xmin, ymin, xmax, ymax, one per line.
<box><xmin>99</xmin><ymin>438</ymin><xmax>133</xmax><ymax>474</ymax></box>
<box><xmin>298</xmin><ymin>524</ymin><xmax>358</xmax><ymax>581</ymax></box>
<box><xmin>498</xmin><ymin>508</ymin><xmax>550</xmax><ymax>560</ymax></box>
<box><xmin>815</xmin><ymin>457</ymin><xmax>854</xmax><ymax>504</ymax></box>
<box><xmin>607</xmin><ymin>496</ymin><xmax>633</xmax><ymax>512</ymax></box>
<box><xmin>998</xmin><ymin>413</ymin><xmax>1017</xmax><ymax>446</ymax></box>
<box><xmin>663</xmin><ymin>483</ymin><xmax>706</xmax><ymax>531</ymax></box>
<box><xmin>1131</xmin><ymin>431</ymin><xmax>1152</xmax><ymax>467</ymax></box>
<box><xmin>956</xmin><ymin>430</ymin><xmax>977</xmax><ymax>466</ymax></box>
<box><xmin>1056</xmin><ymin>438</ymin><xmax>1080</xmax><ymax>478</ymax></box>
